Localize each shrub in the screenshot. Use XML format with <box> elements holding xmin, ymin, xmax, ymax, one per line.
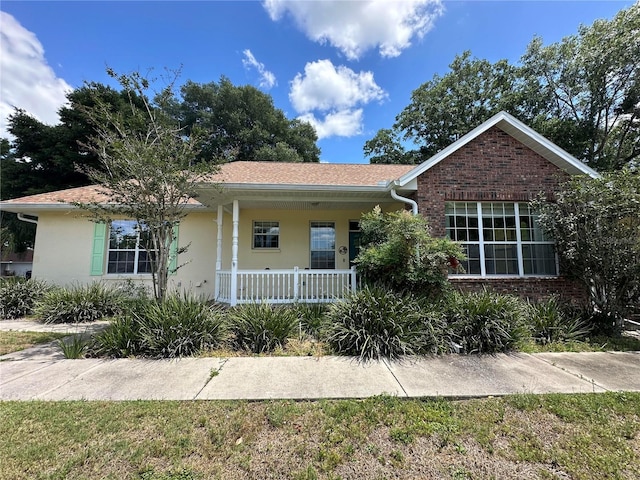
<box><xmin>34</xmin><ymin>282</ymin><xmax>124</xmax><ymax>323</ymax></box>
<box><xmin>229</xmin><ymin>302</ymin><xmax>298</xmax><ymax>353</ymax></box>
<box><xmin>0</xmin><ymin>278</ymin><xmax>50</xmax><ymax>319</ymax></box>
<box><xmin>444</xmin><ymin>290</ymin><xmax>529</xmax><ymax>354</ymax></box>
<box><xmin>293</xmin><ymin>302</ymin><xmax>328</xmax><ymax>338</ymax></box>
<box><xmin>527</xmin><ymin>296</ymin><xmax>591</xmax><ymax>344</ymax></box>
<box><xmin>325</xmin><ymin>286</ymin><xmax>428</xmax><ymax>361</ymax></box>
<box><xmin>58</xmin><ymin>334</ymin><xmax>90</xmax><ymax>359</ymax></box>
<box><xmin>415</xmin><ymin>297</ymin><xmax>456</xmax><ymax>354</ymax></box>
<box><xmin>136</xmin><ymin>295</ymin><xmax>227</xmax><ymax>358</ymax></box>
<box><xmin>355</xmin><ymin>207</ymin><xmax>465</xmax><ymax>295</ymax></box>
<box><xmin>91</xmin><ymin>295</ymin><xmax>227</xmax><ymax>358</ymax></box>
<box><xmin>89</xmin><ymin>315</ymin><xmax>144</xmax><ymax>358</ymax></box>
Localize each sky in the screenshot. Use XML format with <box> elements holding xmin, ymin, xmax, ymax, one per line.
<box><xmin>0</xmin><ymin>0</ymin><xmax>634</xmax><ymax>164</ymax></box>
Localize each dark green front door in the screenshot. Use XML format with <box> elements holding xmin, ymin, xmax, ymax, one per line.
<box><xmin>349</xmin><ymin>231</ymin><xmax>361</xmax><ymax>266</ymax></box>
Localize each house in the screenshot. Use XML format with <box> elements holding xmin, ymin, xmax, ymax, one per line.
<box><xmin>0</xmin><ymin>112</ymin><xmax>598</xmax><ymax>304</ymax></box>
<box><xmin>1</xmin><ymin>249</ymin><xmax>34</xmax><ymax>278</ymax></box>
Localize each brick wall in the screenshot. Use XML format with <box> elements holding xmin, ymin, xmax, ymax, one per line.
<box><xmin>417</xmin><ymin>126</ymin><xmax>571</xmax><ymax>237</ymax></box>
<box><xmin>449</xmin><ymin>277</ymin><xmax>589</xmax><ymax>304</ymax></box>
<box><xmin>415</xmin><ymin>126</ymin><xmax>587</xmax><ymax>302</ymax></box>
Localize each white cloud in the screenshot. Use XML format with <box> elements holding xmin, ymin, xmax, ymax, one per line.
<box><xmin>264</xmin><ymin>0</ymin><xmax>444</xmax><ymax>60</ymax></box>
<box><xmin>299</xmin><ymin>109</ymin><xmax>364</xmax><ymax>139</ymax></box>
<box><xmin>242</xmin><ymin>49</ymin><xmax>277</xmax><ymax>90</ymax></box>
<box><xmin>0</xmin><ymin>12</ymin><xmax>72</xmax><ymax>137</ymax></box>
<box><xmin>289</xmin><ymin>59</ymin><xmax>385</xmax><ymax>139</ymax></box>
<box><xmin>290</xmin><ymin>59</ymin><xmax>386</xmax><ymax>112</ymax></box>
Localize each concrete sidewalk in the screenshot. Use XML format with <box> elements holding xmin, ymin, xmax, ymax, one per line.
<box><xmin>1</xmin><ymin>320</ymin><xmax>639</xmax><ymax>401</ymax></box>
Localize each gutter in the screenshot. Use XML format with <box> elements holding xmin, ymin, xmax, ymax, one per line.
<box><xmin>17</xmin><ymin>213</ymin><xmax>38</xmax><ymax>225</ymax></box>
<box><xmin>390</xmin><ymin>188</ymin><xmax>418</xmax><ymax>215</ymax></box>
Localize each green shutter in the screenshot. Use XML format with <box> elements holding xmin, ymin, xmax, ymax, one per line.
<box><xmin>169</xmin><ymin>224</ymin><xmax>179</xmax><ymax>275</ymax></box>
<box><xmin>90</xmin><ymin>222</ymin><xmax>107</xmax><ymax>276</ymax></box>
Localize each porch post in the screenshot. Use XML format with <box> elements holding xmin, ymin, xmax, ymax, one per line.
<box><xmin>214</xmin><ymin>204</ymin><xmax>223</xmax><ymax>301</ymax></box>
<box><xmin>350</xmin><ymin>266</ymin><xmax>357</xmax><ymax>293</ymax></box>
<box><xmin>293</xmin><ymin>266</ymin><xmax>299</xmax><ymax>301</ymax></box>
<box><xmin>230</xmin><ymin>200</ymin><xmax>239</xmax><ymax>306</ymax></box>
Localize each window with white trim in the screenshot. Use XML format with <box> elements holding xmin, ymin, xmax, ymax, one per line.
<box><xmin>253</xmin><ymin>221</ymin><xmax>280</xmax><ymax>249</ymax></box>
<box><xmin>310</xmin><ymin>221</ymin><xmax>335</xmax><ymax>269</ymax></box>
<box><xmin>445</xmin><ymin>202</ymin><xmax>557</xmax><ymax>276</ymax></box>
<box><xmin>107</xmin><ymin>220</ymin><xmax>155</xmax><ymax>274</ymax></box>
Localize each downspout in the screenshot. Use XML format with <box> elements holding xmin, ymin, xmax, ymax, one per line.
<box><xmin>390</xmin><ymin>187</ymin><xmax>421</xmax><ymax>264</ymax></box>
<box><xmin>17</xmin><ymin>213</ymin><xmax>38</xmax><ymax>224</ymax></box>
<box><xmin>390</xmin><ymin>188</ymin><xmax>418</xmax><ymax>215</ymax></box>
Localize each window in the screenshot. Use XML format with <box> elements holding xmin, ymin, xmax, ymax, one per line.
<box><xmin>310</xmin><ymin>221</ymin><xmax>335</xmax><ymax>269</ymax></box>
<box><xmin>253</xmin><ymin>221</ymin><xmax>279</xmax><ymax>249</ymax></box>
<box><xmin>107</xmin><ymin>220</ymin><xmax>155</xmax><ymax>274</ymax></box>
<box><xmin>445</xmin><ymin>202</ymin><xmax>557</xmax><ymax>276</ymax></box>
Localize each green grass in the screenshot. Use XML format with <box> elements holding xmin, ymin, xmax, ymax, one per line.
<box><xmin>0</xmin><ymin>393</ymin><xmax>638</xmax><ymax>479</ymax></box>
<box><xmin>518</xmin><ymin>333</ymin><xmax>640</xmax><ymax>353</ymax></box>
<box><xmin>0</xmin><ymin>331</ymin><xmax>68</xmax><ymax>355</ymax></box>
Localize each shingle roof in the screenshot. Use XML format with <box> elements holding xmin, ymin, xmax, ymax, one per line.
<box><xmin>2</xmin><ymin>185</ymin><xmax>112</xmax><ymax>205</ymax></box>
<box><xmin>208</xmin><ymin>161</ymin><xmax>414</xmax><ymax>187</ymax></box>
<box><xmin>1</xmin><ymin>184</ymin><xmax>204</xmax><ymax>206</ymax></box>
<box><xmin>1</xmin><ymin>162</ymin><xmax>415</xmax><ymax>206</ymax></box>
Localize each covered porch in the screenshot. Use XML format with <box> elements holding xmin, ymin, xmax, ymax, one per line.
<box><xmin>195</xmin><ymin>163</ymin><xmax>416</xmax><ymax>306</ymax></box>
<box><xmin>208</xmin><ymin>198</ymin><xmax>367</xmax><ymax>306</ymax></box>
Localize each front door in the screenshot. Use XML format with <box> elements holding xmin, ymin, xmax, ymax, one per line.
<box><xmin>348</xmin><ymin>230</ymin><xmax>361</xmax><ymax>266</ymax></box>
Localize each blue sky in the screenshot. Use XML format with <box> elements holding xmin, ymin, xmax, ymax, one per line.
<box><xmin>0</xmin><ymin>1</ymin><xmax>634</xmax><ymax>164</ymax></box>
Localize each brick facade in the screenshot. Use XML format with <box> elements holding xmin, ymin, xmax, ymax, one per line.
<box><xmin>415</xmin><ymin>126</ymin><xmax>587</xmax><ymax>302</ymax></box>
<box><xmin>449</xmin><ymin>278</ymin><xmax>588</xmax><ymax>305</ymax></box>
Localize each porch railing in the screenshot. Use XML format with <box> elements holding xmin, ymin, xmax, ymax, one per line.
<box><xmin>215</xmin><ymin>266</ymin><xmax>357</xmax><ymax>305</ymax></box>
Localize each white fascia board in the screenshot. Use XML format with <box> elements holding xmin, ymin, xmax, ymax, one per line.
<box><xmin>209</xmin><ymin>183</ymin><xmax>392</xmax><ymax>194</ymax></box>
<box><xmin>0</xmin><ymin>203</ymin><xmax>208</xmax><ymax>214</ymax></box>
<box><xmin>396</xmin><ymin>111</ymin><xmax>599</xmax><ymax>187</ymax></box>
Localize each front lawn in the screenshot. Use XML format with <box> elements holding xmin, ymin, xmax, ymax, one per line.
<box><xmin>0</xmin><ymin>393</ymin><xmax>638</xmax><ymax>479</ymax></box>
<box><xmin>0</xmin><ymin>331</ymin><xmax>68</xmax><ymax>356</ymax></box>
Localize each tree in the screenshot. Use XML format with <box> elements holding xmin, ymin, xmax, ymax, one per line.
<box><xmin>365</xmin><ymin>52</ymin><xmax>526</xmax><ymax>164</ymax></box>
<box><xmin>0</xmin><ymin>139</ymin><xmax>35</xmax><ymax>251</ymax></box>
<box><xmin>1</xmin><ymin>83</ymin><xmax>142</xmax><ymax>249</ymax></box>
<box><xmin>363</xmin><ymin>128</ymin><xmax>420</xmax><ymax>165</ymax></box>
<box><xmin>354</xmin><ymin>207</ymin><xmax>464</xmax><ymax>295</ymax></box>
<box><xmin>167</xmin><ymin>77</ymin><xmax>320</xmax><ymax>163</ymax></box>
<box><xmin>76</xmin><ymin>68</ymin><xmax>219</xmax><ymax>302</ymax></box>
<box><xmin>366</xmin><ymin>4</ymin><xmax>640</xmax><ymax>171</ymax></box>
<box><xmin>4</xmin><ymin>84</ymin><xmax>140</xmax><ymax>197</ymax></box>
<box><xmin>396</xmin><ymin>52</ymin><xmax>525</xmax><ymax>158</ymax></box>
<box><xmin>532</xmin><ymin>170</ymin><xmax>640</xmax><ymax>331</ymax></box>
<box><xmin>522</xmin><ymin>4</ymin><xmax>640</xmax><ymax>171</ymax></box>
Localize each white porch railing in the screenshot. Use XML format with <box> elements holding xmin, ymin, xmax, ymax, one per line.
<box><xmin>216</xmin><ymin>266</ymin><xmax>357</xmax><ymax>305</ymax></box>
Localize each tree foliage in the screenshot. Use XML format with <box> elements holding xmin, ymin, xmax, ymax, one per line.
<box><xmin>76</xmin><ymin>68</ymin><xmax>219</xmax><ymax>302</ymax></box>
<box><xmin>1</xmin><ymin>84</ymin><xmax>142</xmax><ymax>250</ymax></box>
<box><xmin>532</xmin><ymin>170</ymin><xmax>640</xmax><ymax>329</ymax></box>
<box><xmin>522</xmin><ymin>5</ymin><xmax>640</xmax><ymax>171</ymax></box>
<box><xmin>366</xmin><ymin>4</ymin><xmax>640</xmax><ymax>171</ymax></box>
<box><xmin>354</xmin><ymin>207</ymin><xmax>465</xmax><ymax>295</ymax></box>
<box><xmin>166</xmin><ymin>77</ymin><xmax>320</xmax><ymax>163</ymax></box>
<box><xmin>396</xmin><ymin>52</ymin><xmax>525</xmax><ymax>160</ymax></box>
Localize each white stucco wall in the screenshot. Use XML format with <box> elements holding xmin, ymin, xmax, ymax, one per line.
<box><xmin>30</xmin><ymin>211</ymin><xmax>218</xmax><ymax>297</ymax></box>
<box><xmin>32</xmin><ymin>212</ymin><xmax>96</xmax><ymax>285</ymax></box>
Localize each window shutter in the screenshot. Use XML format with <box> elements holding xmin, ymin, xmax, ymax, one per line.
<box><xmin>169</xmin><ymin>224</ymin><xmax>179</xmax><ymax>275</ymax></box>
<box><xmin>90</xmin><ymin>222</ymin><xmax>107</xmax><ymax>276</ymax></box>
